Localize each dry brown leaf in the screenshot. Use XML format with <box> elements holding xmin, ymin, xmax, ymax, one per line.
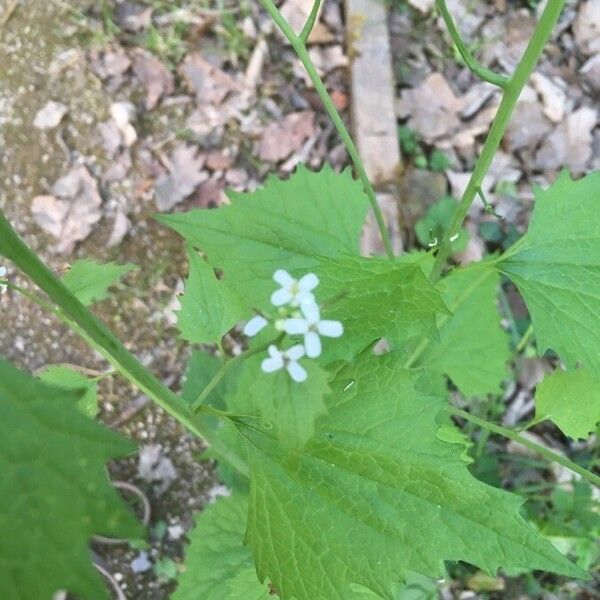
<box><xmin>31</xmin><ymin>166</ymin><xmax>102</xmax><ymax>254</ymax></box>
<box><xmin>132</xmin><ymin>49</ymin><xmax>174</xmax><ymax>110</ymax></box>
<box><xmin>155</xmin><ymin>145</ymin><xmax>208</xmax><ymax>211</ymax></box>
<box><xmin>115</xmin><ymin>2</ymin><xmax>153</xmax><ymax>32</ymax></box>
<box><xmin>179</xmin><ymin>53</ymin><xmax>241</xmax><ymax>106</ymax></box>
<box><xmin>397</xmin><ymin>73</ymin><xmax>462</xmax><ymax>142</ymax></box>
<box><xmin>259</xmin><ymin>111</ymin><xmax>316</xmax><ymax>162</ymax></box>
<box><xmin>89</xmin><ymin>48</ymin><xmax>132</xmax><ymax>80</ymax></box>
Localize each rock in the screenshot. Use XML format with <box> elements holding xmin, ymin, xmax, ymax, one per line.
<box><xmin>459</xmin><ymin>82</ymin><xmax>497</xmax><ymax>119</ymax></box>
<box><xmin>278</xmin><ymin>0</ymin><xmax>334</xmax><ymax>44</ymax></box>
<box><xmin>137</xmin><ymin>445</ymin><xmax>177</xmax><ymax>495</ymax></box>
<box><xmin>408</xmin><ymin>0</ymin><xmax>435</xmax><ymax>13</ymax></box>
<box><xmin>574</xmin><ymin>0</ymin><xmax>600</xmax><ymax>55</ymax></box>
<box><xmin>530</xmin><ymin>72</ymin><xmax>567</xmax><ymax>123</ymax></box>
<box><xmin>398</xmin><ymin>73</ymin><xmax>462</xmax><ymax>142</ymax></box>
<box><xmin>581</xmin><ymin>54</ymin><xmax>600</xmax><ymax>93</ymax></box>
<box><xmin>110</xmin><ymin>101</ymin><xmax>137</xmax><ymax>147</ymax></box>
<box><xmin>131</xmin><ymin>552</ymin><xmax>152</xmax><ymax>574</ymax></box>
<box><xmin>33</xmin><ymin>101</ymin><xmax>68</xmax><ymax>130</ymax></box>
<box><xmin>535</xmin><ymin>107</ymin><xmax>598</xmax><ymax>174</ymax></box>
<box><xmin>504</xmin><ymin>101</ymin><xmax>552</xmax><ymax>152</ymax></box>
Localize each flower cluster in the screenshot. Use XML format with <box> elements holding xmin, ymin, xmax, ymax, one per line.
<box><xmin>243</xmin><ymin>269</ymin><xmax>343</xmax><ymax>382</ymax></box>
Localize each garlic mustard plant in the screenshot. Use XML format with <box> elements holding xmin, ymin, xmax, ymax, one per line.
<box><xmin>2</xmin><ymin>2</ymin><xmax>599</xmax><ymax>599</ymax></box>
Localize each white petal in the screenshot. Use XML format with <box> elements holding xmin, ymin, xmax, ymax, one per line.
<box><xmin>267</xmin><ymin>344</ymin><xmax>282</xmax><ymax>359</ymax></box>
<box><xmin>287</xmin><ymin>361</ymin><xmax>307</xmax><ymax>383</ymax></box>
<box><xmin>298</xmin><ymin>272</ymin><xmax>319</xmax><ymax>292</ymax></box>
<box><xmin>285</xmin><ymin>344</ymin><xmax>305</xmax><ymax>361</ymax></box>
<box><xmin>296</xmin><ymin>291</ymin><xmax>316</xmax><ymax>307</ymax></box>
<box><xmin>317</xmin><ymin>320</ymin><xmax>343</xmax><ymax>338</ymax></box>
<box><xmin>243</xmin><ymin>315</ymin><xmax>267</xmax><ymax>337</ymax></box>
<box><xmin>283</xmin><ymin>318</ymin><xmax>309</xmax><ymax>335</ymax></box>
<box><xmin>262</xmin><ymin>356</ymin><xmax>284</xmax><ymax>373</ymax></box>
<box><xmin>304</xmin><ymin>331</ymin><xmax>322</xmax><ymax>358</ymax></box>
<box><xmin>300</xmin><ymin>301</ymin><xmax>320</xmax><ymax>324</ymax></box>
<box><xmin>273</xmin><ymin>269</ymin><xmax>294</xmax><ymax>287</ymax></box>
<box><xmin>271</xmin><ymin>288</ymin><xmax>293</xmax><ymax>306</ymax></box>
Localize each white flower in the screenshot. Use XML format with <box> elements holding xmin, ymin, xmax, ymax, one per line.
<box><xmin>282</xmin><ymin>302</ymin><xmax>343</xmax><ymax>358</ymax></box>
<box><xmin>0</xmin><ymin>266</ymin><xmax>6</xmax><ymax>295</ymax></box>
<box><xmin>271</xmin><ymin>269</ymin><xmax>319</xmax><ymax>307</ymax></box>
<box><xmin>261</xmin><ymin>344</ymin><xmax>307</xmax><ymax>382</ymax></box>
<box><xmin>243</xmin><ymin>314</ymin><xmax>268</xmax><ymax>337</ymax></box>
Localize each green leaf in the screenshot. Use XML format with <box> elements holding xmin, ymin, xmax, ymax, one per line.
<box><xmin>157</xmin><ymin>165</ymin><xmax>369</xmax><ymax>312</ymax></box>
<box><xmin>62</xmin><ymin>258</ymin><xmax>136</xmax><ymax>306</ymax></box>
<box><xmin>228</xmin><ymin>356</ymin><xmax>330</xmax><ymax>453</ymax></box>
<box><xmin>535</xmin><ymin>367</ymin><xmax>600</xmax><ymax>439</ymax></box>
<box><xmin>0</xmin><ymin>358</ymin><xmax>140</xmax><ymax>600</ymax></box>
<box><xmin>414</xmin><ymin>197</ymin><xmax>467</xmax><ymax>251</ymax></box>
<box><xmin>174</xmin><ymin>494</ymin><xmax>269</xmax><ymax>600</ymax></box>
<box><xmin>38</xmin><ymin>365</ymin><xmax>99</xmax><ymax>417</ymax></box>
<box><xmin>178</xmin><ymin>249</ymin><xmax>245</xmax><ymax>345</ymax></box>
<box><xmin>407</xmin><ymin>266</ymin><xmax>510</xmax><ymax>397</ymax></box>
<box><xmin>497</xmin><ymin>171</ymin><xmax>600</xmax><ymax>375</ymax></box>
<box><xmin>182</xmin><ymin>351</ymin><xmax>248</xmax><ymax>490</ymax></box>
<box><xmin>228</xmin><ymin>567</ymin><xmax>273</xmax><ymax>600</ymax></box>
<box><xmin>315</xmin><ymin>255</ymin><xmax>449</xmax><ymax>362</ymax></box>
<box><xmin>181</xmin><ymin>350</ymin><xmax>223</xmax><ymax>406</ymax></box>
<box><xmin>238</xmin><ymin>353</ymin><xmax>584</xmax><ymax>600</ymax></box>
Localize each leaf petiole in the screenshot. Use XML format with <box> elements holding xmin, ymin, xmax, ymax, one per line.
<box><xmin>449</xmin><ymin>406</ymin><xmax>600</xmax><ymax>488</ymax></box>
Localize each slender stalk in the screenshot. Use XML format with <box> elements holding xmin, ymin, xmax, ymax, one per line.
<box><xmin>192</xmin><ymin>332</ymin><xmax>285</xmax><ymax>412</ymax></box>
<box><xmin>299</xmin><ymin>0</ymin><xmax>321</xmax><ymax>43</ymax></box>
<box><xmin>0</xmin><ymin>213</ymin><xmax>248</xmax><ymax>476</ymax></box>
<box><xmin>259</xmin><ymin>0</ymin><xmax>395</xmax><ymax>260</ymax></box>
<box><xmin>516</xmin><ymin>323</ymin><xmax>535</xmax><ymax>354</ymax></box>
<box><xmin>449</xmin><ymin>406</ymin><xmax>600</xmax><ymax>488</ymax></box>
<box><xmin>435</xmin><ymin>0</ymin><xmax>509</xmax><ymax>88</ymax></box>
<box><xmin>430</xmin><ymin>1</ymin><xmax>566</xmax><ymax>282</ymax></box>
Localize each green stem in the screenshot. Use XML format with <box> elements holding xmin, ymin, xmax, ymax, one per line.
<box><xmin>192</xmin><ymin>335</ymin><xmax>284</xmax><ymax>413</ymax></box>
<box><xmin>0</xmin><ymin>213</ymin><xmax>248</xmax><ymax>477</ymax></box>
<box><xmin>430</xmin><ymin>1</ymin><xmax>565</xmax><ymax>282</ymax></box>
<box><xmin>435</xmin><ymin>0</ymin><xmax>509</xmax><ymax>88</ymax></box>
<box><xmin>449</xmin><ymin>406</ymin><xmax>600</xmax><ymax>488</ymax></box>
<box><xmin>259</xmin><ymin>0</ymin><xmax>395</xmax><ymax>260</ymax></box>
<box><xmin>516</xmin><ymin>323</ymin><xmax>535</xmax><ymax>354</ymax></box>
<box><xmin>299</xmin><ymin>0</ymin><xmax>321</xmax><ymax>43</ymax></box>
